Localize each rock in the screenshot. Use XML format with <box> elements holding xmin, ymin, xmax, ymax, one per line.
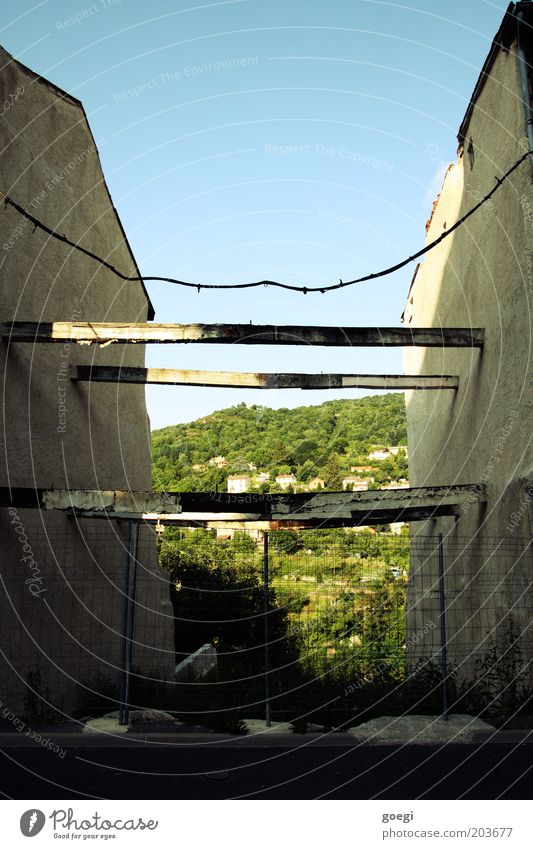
<box><xmin>346</xmin><ymin>713</ymin><xmax>495</xmax><ymax>745</ymax></box>
<box><xmin>243</xmin><ymin>719</ymin><xmax>323</xmax><ymax>735</ymax></box>
<box><xmin>175</xmin><ymin>644</ymin><xmax>218</xmax><ymax>681</ymax></box>
<box><xmin>128</xmin><ymin>709</ymin><xmax>176</xmax><ymax>726</ymax></box>
<box><xmin>83</xmin><ymin>709</ymin><xmax>209</xmax><ymax>734</ymax></box>
<box><xmin>82</xmin><ymin>713</ymin><xmax>128</xmax><ymax>735</ymax></box>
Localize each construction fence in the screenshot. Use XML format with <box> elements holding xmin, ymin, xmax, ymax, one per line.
<box><xmin>0</xmin><ymin>515</ymin><xmax>531</xmax><ymax>730</ymax></box>
<box><xmin>153</xmin><ymin>528</ymin><xmax>533</xmax><ymax>730</ymax></box>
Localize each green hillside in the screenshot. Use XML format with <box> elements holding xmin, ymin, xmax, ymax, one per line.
<box><xmin>152</xmin><ymin>394</ymin><xmax>407</xmax><ymax>492</ymax></box>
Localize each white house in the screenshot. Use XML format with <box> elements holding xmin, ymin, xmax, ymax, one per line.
<box><xmin>275</xmin><ymin>473</ymin><xmax>297</xmax><ymax>489</ymax></box>
<box><xmin>342</xmin><ymin>476</ymin><xmax>369</xmax><ymax>492</ymax></box>
<box><xmin>368</xmin><ymin>448</ymin><xmax>391</xmax><ymax>461</ymax></box>
<box><xmin>380</xmin><ymin>481</ymin><xmax>410</xmax><ymax>490</ymax></box>
<box><xmin>388</xmin><ymin>446</ymin><xmax>408</xmax><ymax>457</ymax></box>
<box><xmin>227</xmin><ymin>474</ymin><xmax>251</xmax><ymax>493</ymax></box>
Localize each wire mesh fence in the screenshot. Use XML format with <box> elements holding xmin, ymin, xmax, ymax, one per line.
<box><xmin>1</xmin><ymin>515</ymin><xmax>531</xmax><ymax>731</ymax></box>
<box><xmin>151</xmin><ymin>528</ymin><xmax>533</xmax><ymax>730</ymax></box>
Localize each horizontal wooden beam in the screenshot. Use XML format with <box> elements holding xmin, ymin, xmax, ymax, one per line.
<box><xmin>0</xmin><ymin>488</ymin><xmax>182</xmax><ymax>515</ymax></box>
<box><xmin>177</xmin><ymin>484</ymin><xmax>485</xmax><ymax>521</ymax></box>
<box><xmin>7</xmin><ymin>503</ymin><xmax>467</xmax><ymax>527</ymax></box>
<box><xmin>70</xmin><ymin>365</ymin><xmax>459</xmax><ymax>390</ymax></box>
<box><xmin>2</xmin><ymin>322</ymin><xmax>484</xmax><ymax>348</ymax></box>
<box><xmin>68</xmin><ymin>507</ymin><xmax>457</xmax><ymax>529</ymax></box>
<box><xmin>150</xmin><ymin>504</ymin><xmax>464</xmax><ymax>527</ymax></box>
<box><xmin>0</xmin><ymin>484</ymin><xmax>485</xmax><ymax>526</ymax></box>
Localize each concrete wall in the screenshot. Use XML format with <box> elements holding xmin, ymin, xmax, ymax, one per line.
<box><xmin>0</xmin><ymin>47</ymin><xmax>175</xmax><ymax>716</ymax></box>
<box><xmin>402</xmin><ymin>40</ymin><xmax>533</xmax><ymax>681</ymax></box>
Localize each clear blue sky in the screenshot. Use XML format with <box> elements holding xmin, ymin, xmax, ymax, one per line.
<box><xmin>1</xmin><ymin>0</ymin><xmax>510</xmax><ymax>429</ymax></box>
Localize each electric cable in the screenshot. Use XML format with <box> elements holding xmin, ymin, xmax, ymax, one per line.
<box><xmin>2</xmin><ymin>149</ymin><xmax>531</xmax><ymax>295</ymax></box>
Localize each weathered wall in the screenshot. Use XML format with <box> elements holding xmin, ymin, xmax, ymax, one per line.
<box><xmin>402</xmin><ymin>40</ymin><xmax>533</xmax><ymax>680</ymax></box>
<box><xmin>0</xmin><ymin>48</ymin><xmax>175</xmax><ymax>716</ymax></box>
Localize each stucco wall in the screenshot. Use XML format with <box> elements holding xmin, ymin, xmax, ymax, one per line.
<box><xmin>402</xmin><ymin>41</ymin><xmax>533</xmax><ymax>680</ymax></box>
<box><xmin>0</xmin><ymin>48</ymin><xmax>175</xmax><ymax>716</ymax></box>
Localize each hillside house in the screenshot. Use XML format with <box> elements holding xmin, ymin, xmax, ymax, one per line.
<box><xmin>368</xmin><ymin>448</ymin><xmax>391</xmax><ymax>461</ymax></box>
<box><xmin>380</xmin><ymin>480</ymin><xmax>410</xmax><ymax>490</ymax></box>
<box><xmin>388</xmin><ymin>446</ymin><xmax>408</xmax><ymax>457</ymax></box>
<box><xmin>208</xmin><ymin>456</ymin><xmax>228</xmax><ymax>468</ymax></box>
<box><xmin>227</xmin><ymin>474</ymin><xmax>251</xmax><ymax>494</ymax></box>
<box><xmin>307</xmin><ymin>477</ymin><xmax>325</xmax><ymax>491</ymax></box>
<box><xmin>342</xmin><ymin>476</ymin><xmax>370</xmax><ymax>492</ymax></box>
<box><xmin>275</xmin><ymin>473</ymin><xmax>298</xmax><ymax>489</ymax></box>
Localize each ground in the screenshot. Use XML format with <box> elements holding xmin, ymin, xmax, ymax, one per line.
<box><xmin>1</xmin><ymin>731</ymin><xmax>532</xmax><ymax>799</ymax></box>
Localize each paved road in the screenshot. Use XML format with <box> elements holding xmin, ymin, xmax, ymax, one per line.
<box><xmin>1</xmin><ymin>734</ymin><xmax>532</xmax><ymax>799</ymax></box>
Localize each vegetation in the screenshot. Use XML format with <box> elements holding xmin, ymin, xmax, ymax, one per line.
<box><xmin>148</xmin><ymin>395</ymin><xmax>412</xmax><ymax>728</ymax></box>
<box><xmin>151</xmin><ymin>394</ymin><xmax>407</xmax><ymax>492</ymax></box>
<box><xmin>152</xmin><ymin>527</ymin><xmax>415</xmax><ymax>729</ymax></box>
<box><xmin>160</xmin><ymin>529</ymin><xmax>293</xmax><ymax>661</ymax></box>
<box><xmin>268</xmin><ymin>529</ymin><xmax>409</xmax><ymax>682</ymax></box>
<box><xmin>147</xmin><ymin>396</ymin><xmax>531</xmax><ymax>730</ymax></box>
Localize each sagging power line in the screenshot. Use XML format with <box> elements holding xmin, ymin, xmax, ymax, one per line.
<box><xmin>2</xmin><ymin>149</ymin><xmax>531</xmax><ymax>295</ymax></box>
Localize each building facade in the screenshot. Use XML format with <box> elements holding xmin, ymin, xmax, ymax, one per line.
<box><xmin>0</xmin><ymin>48</ymin><xmax>175</xmax><ymax>715</ymax></box>
<box><xmin>402</xmin><ymin>3</ymin><xmax>533</xmax><ymax>681</ymax></box>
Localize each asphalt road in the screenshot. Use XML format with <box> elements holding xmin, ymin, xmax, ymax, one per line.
<box><xmin>1</xmin><ymin>735</ymin><xmax>532</xmax><ymax>799</ymax></box>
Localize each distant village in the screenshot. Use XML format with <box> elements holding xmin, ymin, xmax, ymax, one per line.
<box><xmin>187</xmin><ymin>446</ymin><xmax>410</xmax><ymax>539</ymax></box>
<box><xmin>198</xmin><ymin>445</ymin><xmax>409</xmax><ymax>495</ymax></box>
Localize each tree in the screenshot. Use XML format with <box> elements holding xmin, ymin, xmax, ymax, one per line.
<box><xmin>270</xmin><ymin>530</ymin><xmax>302</xmax><ymax>555</ymax></box>
<box><xmin>151</xmin><ymin>394</ymin><xmax>407</xmax><ymax>493</ymax></box>
<box><xmin>322</xmin><ymin>454</ymin><xmax>345</xmax><ymax>491</ymax></box>
<box><xmin>293</xmin><ymin>438</ymin><xmax>317</xmax><ymax>464</ymax></box>
<box><xmin>160</xmin><ymin>531</ymin><xmax>292</xmax><ymax>659</ymax></box>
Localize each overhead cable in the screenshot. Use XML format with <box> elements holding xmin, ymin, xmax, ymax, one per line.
<box><xmin>2</xmin><ymin>149</ymin><xmax>531</xmax><ymax>295</ymax></box>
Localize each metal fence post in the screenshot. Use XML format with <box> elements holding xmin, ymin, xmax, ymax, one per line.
<box><xmin>119</xmin><ymin>521</ymin><xmax>132</xmax><ymax>726</ymax></box>
<box><xmin>437</xmin><ymin>533</ymin><xmax>449</xmax><ymax>721</ymax></box>
<box><xmin>263</xmin><ymin>531</ymin><xmax>272</xmax><ymax>727</ymax></box>
<box><xmin>119</xmin><ymin>521</ymin><xmax>140</xmax><ymax>726</ymax></box>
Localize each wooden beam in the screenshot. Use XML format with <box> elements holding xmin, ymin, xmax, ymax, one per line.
<box><xmin>149</xmin><ymin>504</ymin><xmax>464</xmax><ymax>527</ymax></box>
<box><xmin>177</xmin><ymin>484</ymin><xmax>485</xmax><ymax>521</ymax></box>
<box><xmin>0</xmin><ymin>484</ymin><xmax>485</xmax><ymax>525</ymax></box>
<box><xmin>70</xmin><ymin>365</ymin><xmax>459</xmax><ymax>390</ymax></box>
<box><xmin>2</xmin><ymin>322</ymin><xmax>484</xmax><ymax>348</ymax></box>
<box><xmin>68</xmin><ymin>507</ymin><xmax>459</xmax><ymax>528</ymax></box>
<box><xmin>0</xmin><ymin>488</ymin><xmax>182</xmax><ymax>515</ymax></box>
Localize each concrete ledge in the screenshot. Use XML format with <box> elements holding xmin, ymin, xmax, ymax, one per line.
<box><xmin>1</xmin><ymin>728</ymin><xmax>531</xmax><ymax>749</ymax></box>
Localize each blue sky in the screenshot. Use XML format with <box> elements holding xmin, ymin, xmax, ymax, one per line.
<box><xmin>1</xmin><ymin>0</ymin><xmax>510</xmax><ymax>429</ymax></box>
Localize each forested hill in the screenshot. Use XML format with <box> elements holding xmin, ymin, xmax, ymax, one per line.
<box><xmin>152</xmin><ymin>394</ymin><xmax>407</xmax><ymax>493</ymax></box>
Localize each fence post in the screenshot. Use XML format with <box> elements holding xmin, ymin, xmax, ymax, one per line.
<box><xmin>437</xmin><ymin>533</ymin><xmax>449</xmax><ymax>721</ymax></box>
<box><xmin>119</xmin><ymin>521</ymin><xmax>140</xmax><ymax>726</ymax></box>
<box><xmin>263</xmin><ymin>531</ymin><xmax>271</xmax><ymax>727</ymax></box>
<box><xmin>119</xmin><ymin>521</ymin><xmax>132</xmax><ymax>726</ymax></box>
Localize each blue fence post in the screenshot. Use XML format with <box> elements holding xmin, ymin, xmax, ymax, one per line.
<box><xmin>263</xmin><ymin>531</ymin><xmax>271</xmax><ymax>727</ymax></box>
<box><xmin>437</xmin><ymin>533</ymin><xmax>449</xmax><ymax>721</ymax></box>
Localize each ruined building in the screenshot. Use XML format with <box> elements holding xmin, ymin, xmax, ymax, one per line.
<box><xmin>403</xmin><ymin>3</ymin><xmax>533</xmax><ymax>680</ymax></box>
<box><xmin>0</xmin><ymin>47</ymin><xmax>175</xmax><ymax>715</ymax></box>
